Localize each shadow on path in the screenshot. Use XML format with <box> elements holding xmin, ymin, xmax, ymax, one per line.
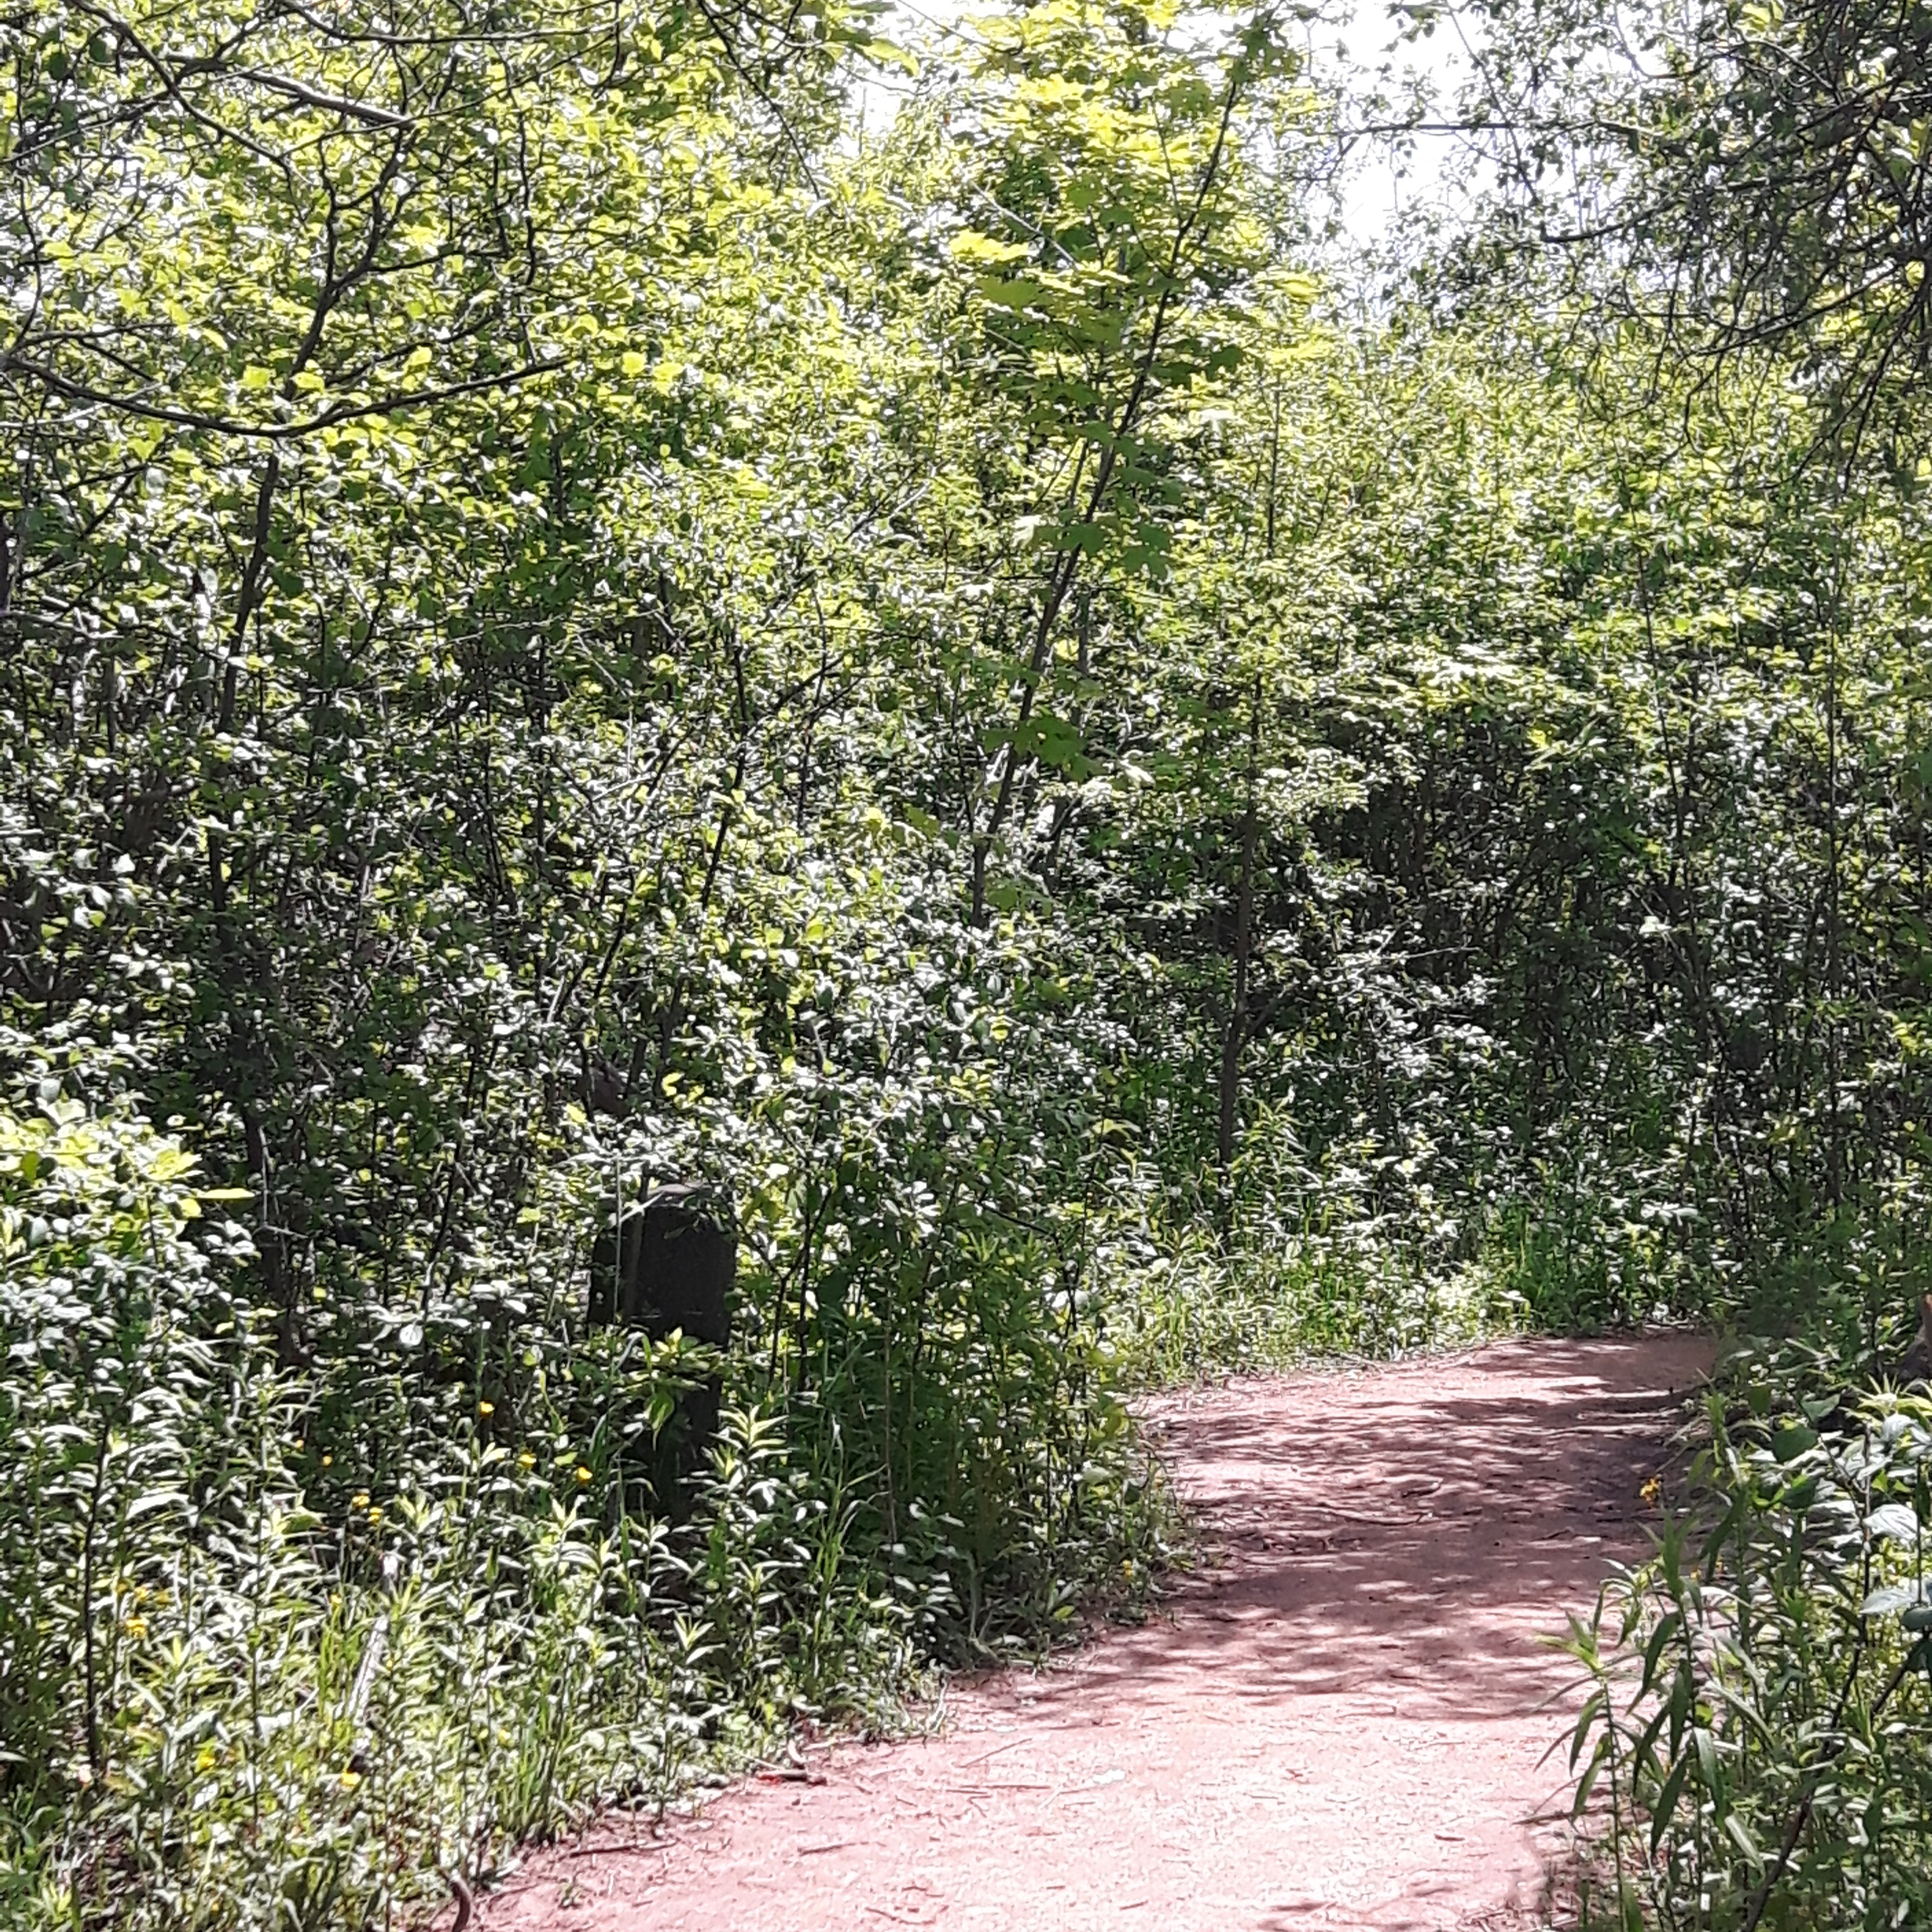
<box><xmin>480</xmin><ymin>1334</ymin><xmax>1711</xmax><ymax>1932</ymax></box>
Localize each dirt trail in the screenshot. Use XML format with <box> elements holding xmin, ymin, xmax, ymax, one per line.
<box><xmin>480</xmin><ymin>1335</ymin><xmax>1710</xmax><ymax>1932</ymax></box>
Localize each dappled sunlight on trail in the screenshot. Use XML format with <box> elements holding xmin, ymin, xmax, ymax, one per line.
<box><xmin>478</xmin><ymin>1336</ymin><xmax>1710</xmax><ymax>1932</ymax></box>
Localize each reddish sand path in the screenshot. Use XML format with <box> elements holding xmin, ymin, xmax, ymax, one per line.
<box><xmin>480</xmin><ymin>1336</ymin><xmax>1708</xmax><ymax>1932</ymax></box>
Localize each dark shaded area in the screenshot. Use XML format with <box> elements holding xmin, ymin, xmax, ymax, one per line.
<box><xmin>589</xmin><ymin>1182</ymin><xmax>735</xmax><ymax>1345</ymax></box>
<box><xmin>591</xmin><ymin>1183</ymin><xmax>735</xmax><ymax>1514</ymax></box>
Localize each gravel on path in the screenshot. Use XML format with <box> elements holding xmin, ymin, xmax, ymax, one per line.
<box><xmin>477</xmin><ymin>1334</ymin><xmax>1711</xmax><ymax>1932</ymax></box>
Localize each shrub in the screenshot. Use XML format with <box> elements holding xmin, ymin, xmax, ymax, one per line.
<box><xmin>1565</xmin><ymin>1379</ymin><xmax>1932</xmax><ymax>1931</ymax></box>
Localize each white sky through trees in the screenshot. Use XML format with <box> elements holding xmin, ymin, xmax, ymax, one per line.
<box><xmin>867</xmin><ymin>1</ymin><xmax>1476</xmax><ymax>248</ymax></box>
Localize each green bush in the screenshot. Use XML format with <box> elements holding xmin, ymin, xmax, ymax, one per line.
<box><xmin>0</xmin><ymin>1098</ymin><xmax>1176</xmax><ymax>1930</ymax></box>
<box><xmin>1565</xmin><ymin>1376</ymin><xmax>1932</xmax><ymax>1931</ymax></box>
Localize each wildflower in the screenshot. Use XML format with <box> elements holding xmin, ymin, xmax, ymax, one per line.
<box><xmin>517</xmin><ymin>1451</ymin><xmax>536</xmax><ymax>1470</ymax></box>
<box><xmin>338</xmin><ymin>1768</ymin><xmax>362</xmax><ymax>1791</ymax></box>
<box><xmin>351</xmin><ymin>1491</ymin><xmax>370</xmax><ymax>1510</ymax></box>
<box><xmin>366</xmin><ymin>1505</ymin><xmax>384</xmax><ymax>1524</ymax></box>
<box><xmin>321</xmin><ymin>1455</ymin><xmax>332</xmax><ymax>1468</ymax></box>
<box><xmin>1641</xmin><ymin>1475</ymin><xmax>1663</xmax><ymax>1507</ymax></box>
<box><xmin>124</xmin><ymin>1616</ymin><xmax>148</xmax><ymax>1641</ymax></box>
<box><xmin>477</xmin><ymin>1400</ymin><xmax>494</xmax><ymax>1416</ymax></box>
<box><xmin>575</xmin><ymin>1465</ymin><xmax>593</xmax><ymax>1484</ymax></box>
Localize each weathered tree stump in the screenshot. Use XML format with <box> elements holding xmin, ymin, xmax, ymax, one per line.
<box><xmin>589</xmin><ymin>1182</ymin><xmax>733</xmax><ymax>1518</ymax></box>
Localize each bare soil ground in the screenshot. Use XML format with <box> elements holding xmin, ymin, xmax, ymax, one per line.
<box><xmin>478</xmin><ymin>1334</ymin><xmax>1711</xmax><ymax>1932</ymax></box>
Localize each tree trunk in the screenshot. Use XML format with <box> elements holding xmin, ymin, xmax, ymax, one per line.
<box><xmin>1218</xmin><ymin>669</ymin><xmax>1263</xmax><ymax>1188</ymax></box>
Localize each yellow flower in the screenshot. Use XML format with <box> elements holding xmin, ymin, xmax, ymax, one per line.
<box><xmin>124</xmin><ymin>1616</ymin><xmax>149</xmax><ymax>1641</ymax></box>
<box><xmin>338</xmin><ymin>1768</ymin><xmax>362</xmax><ymax>1791</ymax></box>
<box><xmin>1640</xmin><ymin>1476</ymin><xmax>1663</xmax><ymax>1507</ymax></box>
<box><xmin>351</xmin><ymin>1491</ymin><xmax>370</xmax><ymax>1510</ymax></box>
<box><xmin>575</xmin><ymin>1465</ymin><xmax>593</xmax><ymax>1484</ymax></box>
<box><xmin>517</xmin><ymin>1451</ymin><xmax>536</xmax><ymax>1470</ymax></box>
<box><xmin>321</xmin><ymin>1455</ymin><xmax>332</xmax><ymax>1468</ymax></box>
<box><xmin>477</xmin><ymin>1400</ymin><xmax>494</xmax><ymax>1416</ymax></box>
<box><xmin>366</xmin><ymin>1505</ymin><xmax>383</xmax><ymax>1524</ymax></box>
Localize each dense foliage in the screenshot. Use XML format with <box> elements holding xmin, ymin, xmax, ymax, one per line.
<box><xmin>1569</xmin><ymin>1373</ymin><xmax>1932</xmax><ymax>1931</ymax></box>
<box><xmin>8</xmin><ymin>0</ymin><xmax>1932</xmax><ymax>1922</ymax></box>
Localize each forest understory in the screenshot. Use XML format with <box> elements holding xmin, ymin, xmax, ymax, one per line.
<box><xmin>8</xmin><ymin>0</ymin><xmax>1932</xmax><ymax>1925</ymax></box>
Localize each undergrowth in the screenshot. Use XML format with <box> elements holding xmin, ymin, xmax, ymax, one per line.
<box><xmin>1562</xmin><ymin>1293</ymin><xmax>1932</xmax><ymax>1931</ymax></box>
<box><xmin>0</xmin><ymin>1102</ymin><xmax>1179</xmax><ymax>1931</ymax></box>
<box><xmin>1104</xmin><ymin>1227</ymin><xmax>1510</xmax><ymax>1385</ymax></box>
<box><xmin>1102</xmin><ymin>1176</ymin><xmax>1717</xmax><ymax>1389</ymax></box>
